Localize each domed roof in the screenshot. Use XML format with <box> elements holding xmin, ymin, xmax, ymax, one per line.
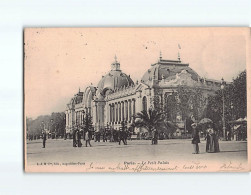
<box><xmin>97</xmin><ymin>58</ymin><xmax>134</xmax><ymax>96</ymax></box>
<box><xmin>141</xmin><ymin>58</ymin><xmax>200</xmax><ymax>85</ymax></box>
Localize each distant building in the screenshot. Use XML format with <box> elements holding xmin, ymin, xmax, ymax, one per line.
<box><xmin>65</xmin><ymin>54</ymin><xmax>221</xmax><ymax>134</ymax></box>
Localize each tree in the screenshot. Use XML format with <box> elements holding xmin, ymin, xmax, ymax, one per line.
<box><xmin>134</xmin><ymin>109</ymin><xmax>163</xmax><ymax>133</ymax></box>
<box><xmin>26</xmin><ymin>112</ymin><xmax>66</xmax><ymax>138</ymax></box>
<box><xmin>232</xmin><ymin>70</ymin><xmax>246</xmax><ymax>119</ymax></box>
<box><xmin>177</xmin><ymin>86</ymin><xmax>192</xmax><ymax>121</ymax></box>
<box><xmin>205</xmin><ymin>70</ymin><xmax>246</xmax><ymax>134</ymax></box>
<box><xmin>164</xmin><ymin>92</ymin><xmax>178</xmax><ymax>123</ymax></box>
<box><xmin>82</xmin><ymin>113</ymin><xmax>93</xmax><ymax>132</ymax></box>
<box><xmin>176</xmin><ymin>86</ymin><xmax>207</xmax><ymax>122</ymax></box>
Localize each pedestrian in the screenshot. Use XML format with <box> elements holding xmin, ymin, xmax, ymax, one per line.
<box><xmin>191</xmin><ymin>123</ymin><xmax>200</xmax><ymax>154</ymax></box>
<box><xmin>85</xmin><ymin>130</ymin><xmax>92</xmax><ymax>147</ymax></box>
<box><xmin>42</xmin><ymin>131</ymin><xmax>46</xmax><ymax>148</ymax></box>
<box><xmin>103</xmin><ymin>130</ymin><xmax>107</xmax><ymax>142</ymax></box>
<box><xmin>123</xmin><ymin>130</ymin><xmax>128</xmax><ymax>145</ymax></box>
<box><xmin>205</xmin><ymin>130</ymin><xmax>210</xmax><ymax>152</ymax></box>
<box><xmin>214</xmin><ymin>129</ymin><xmax>220</xmax><ymax>153</ymax></box>
<box><xmin>206</xmin><ymin>123</ymin><xmax>215</xmax><ymax>153</ymax></box>
<box><xmin>75</xmin><ymin>129</ymin><xmax>79</xmax><ymax>147</ymax></box>
<box><xmin>152</xmin><ymin>129</ymin><xmax>158</xmax><ymax>145</ymax></box>
<box><xmin>118</xmin><ymin>129</ymin><xmax>126</xmax><ymax>145</ymax></box>
<box><xmin>73</xmin><ymin>129</ymin><xmax>77</xmax><ymax>147</ymax></box>
<box><xmin>78</xmin><ymin>129</ymin><xmax>82</xmax><ymax>147</ymax></box>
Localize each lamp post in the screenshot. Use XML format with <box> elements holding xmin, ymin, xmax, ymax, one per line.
<box><xmin>230</xmin><ymin>102</ymin><xmax>234</xmax><ymax>141</ymax></box>
<box><xmin>50</xmin><ymin>119</ymin><xmax>53</xmax><ymax>139</ymax></box>
<box><xmin>82</xmin><ymin>110</ymin><xmax>85</xmax><ymax>127</ymax></box>
<box><xmin>41</xmin><ymin>121</ymin><xmax>44</xmax><ymax>133</ymax></box>
<box><xmin>56</xmin><ymin>123</ymin><xmax>58</xmax><ymax>139</ymax></box>
<box><xmin>221</xmin><ymin>78</ymin><xmax>226</xmax><ymax>140</ymax></box>
<box><xmin>82</xmin><ymin>110</ymin><xmax>85</xmax><ymax>139</ymax></box>
<box><xmin>64</xmin><ymin>116</ymin><xmax>67</xmax><ymax>140</ymax></box>
<box><xmin>41</xmin><ymin>121</ymin><xmax>45</xmax><ymax>139</ymax></box>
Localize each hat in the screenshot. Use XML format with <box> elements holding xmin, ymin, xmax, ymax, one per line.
<box><xmin>191</xmin><ymin>123</ymin><xmax>197</xmax><ymax>127</ymax></box>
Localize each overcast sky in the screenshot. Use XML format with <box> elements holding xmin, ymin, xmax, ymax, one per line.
<box><xmin>24</xmin><ymin>27</ymin><xmax>248</xmax><ymax>119</ymax></box>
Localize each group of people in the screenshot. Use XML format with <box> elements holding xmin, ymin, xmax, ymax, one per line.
<box><xmin>72</xmin><ymin>128</ymin><xmax>130</xmax><ymax>147</ymax></box>
<box><xmin>205</xmin><ymin>124</ymin><xmax>220</xmax><ymax>153</ymax></box>
<box><xmin>99</xmin><ymin>129</ymin><xmax>131</xmax><ymax>143</ymax></box>
<box><xmin>72</xmin><ymin>129</ymin><xmax>92</xmax><ymax>147</ymax></box>
<box><xmin>191</xmin><ymin>123</ymin><xmax>220</xmax><ymax>154</ymax></box>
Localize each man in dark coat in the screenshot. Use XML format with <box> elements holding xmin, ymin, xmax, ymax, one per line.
<box><xmin>77</xmin><ymin>129</ymin><xmax>82</xmax><ymax>147</ymax></box>
<box><xmin>191</xmin><ymin>123</ymin><xmax>200</xmax><ymax>154</ymax></box>
<box><xmin>152</xmin><ymin>129</ymin><xmax>158</xmax><ymax>145</ymax></box>
<box><xmin>103</xmin><ymin>130</ymin><xmax>107</xmax><ymax>142</ymax></box>
<box><xmin>118</xmin><ymin>129</ymin><xmax>127</xmax><ymax>145</ymax></box>
<box><xmin>42</xmin><ymin>131</ymin><xmax>46</xmax><ymax>148</ymax></box>
<box><xmin>73</xmin><ymin>129</ymin><xmax>77</xmax><ymax>147</ymax></box>
<box><xmin>123</xmin><ymin>130</ymin><xmax>128</xmax><ymax>145</ymax></box>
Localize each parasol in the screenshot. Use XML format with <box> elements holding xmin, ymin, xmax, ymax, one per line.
<box><xmin>198</xmin><ymin>118</ymin><xmax>213</xmax><ymax>125</ymax></box>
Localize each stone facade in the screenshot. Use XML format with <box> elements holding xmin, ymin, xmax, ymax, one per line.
<box><xmin>65</xmin><ymin>56</ymin><xmax>221</xmax><ymax>134</ymax></box>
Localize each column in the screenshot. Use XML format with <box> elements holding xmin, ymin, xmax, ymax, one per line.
<box><xmin>65</xmin><ymin>112</ymin><xmax>68</xmax><ymax>127</ymax></box>
<box><xmin>118</xmin><ymin>102</ymin><xmax>121</xmax><ymax>122</ymax></box>
<box><xmin>125</xmin><ymin>101</ymin><xmax>128</xmax><ymax>122</ymax></box>
<box><xmin>75</xmin><ymin>112</ymin><xmax>77</xmax><ymax>125</ymax></box>
<box><xmin>128</xmin><ymin>100</ymin><xmax>132</xmax><ymax>122</ymax></box>
<box><xmin>115</xmin><ymin>103</ymin><xmax>118</xmax><ymax>123</ymax></box>
<box><xmin>95</xmin><ymin>105</ymin><xmax>98</xmax><ymax>124</ymax></box>
<box><xmin>108</xmin><ymin>104</ymin><xmax>112</xmax><ymax>123</ymax></box>
<box><xmin>121</xmin><ymin>102</ymin><xmax>124</xmax><ymax>121</ymax></box>
<box><xmin>112</xmin><ymin>103</ymin><xmax>115</xmax><ymax>123</ymax></box>
<box><xmin>132</xmin><ymin>99</ymin><xmax>136</xmax><ymax>116</ymax></box>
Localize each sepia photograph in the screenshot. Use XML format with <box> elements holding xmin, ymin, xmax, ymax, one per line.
<box><xmin>24</xmin><ymin>27</ymin><xmax>249</xmax><ymax>172</ymax></box>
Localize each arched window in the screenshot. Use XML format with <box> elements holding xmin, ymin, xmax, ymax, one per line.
<box><xmin>142</xmin><ymin>96</ymin><xmax>147</xmax><ymax>111</ymax></box>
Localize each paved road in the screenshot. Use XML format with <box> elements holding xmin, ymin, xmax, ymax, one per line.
<box><xmin>26</xmin><ymin>139</ymin><xmax>247</xmax><ymax>166</ymax></box>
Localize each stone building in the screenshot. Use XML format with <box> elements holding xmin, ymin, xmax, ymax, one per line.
<box><xmin>65</xmin><ymin>54</ymin><xmax>221</xmax><ymax>134</ymax></box>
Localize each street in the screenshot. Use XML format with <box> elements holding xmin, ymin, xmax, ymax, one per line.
<box><xmin>26</xmin><ymin>139</ymin><xmax>247</xmax><ymax>166</ymax></box>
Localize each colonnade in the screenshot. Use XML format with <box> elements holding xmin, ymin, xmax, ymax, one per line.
<box><xmin>67</xmin><ymin>107</ymin><xmax>92</xmax><ymax>127</ymax></box>
<box><xmin>108</xmin><ymin>99</ymin><xmax>136</xmax><ymax>124</ymax></box>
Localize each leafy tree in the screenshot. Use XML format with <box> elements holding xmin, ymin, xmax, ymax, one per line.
<box><xmin>82</xmin><ymin>113</ymin><xmax>93</xmax><ymax>132</ymax></box>
<box><xmin>177</xmin><ymin>86</ymin><xmax>192</xmax><ymax>120</ymax></box>
<box><xmin>164</xmin><ymin>92</ymin><xmax>178</xmax><ymax>123</ymax></box>
<box><xmin>232</xmin><ymin>70</ymin><xmax>246</xmax><ymax>119</ymax></box>
<box><xmin>205</xmin><ymin>70</ymin><xmax>246</xmax><ymax>133</ymax></box>
<box><xmin>152</xmin><ymin>95</ymin><xmax>162</xmax><ymax>112</ymax></box>
<box><xmin>176</xmin><ymin>86</ymin><xmax>207</xmax><ymax>121</ymax></box>
<box><xmin>134</xmin><ymin>109</ymin><xmax>163</xmax><ymax>133</ymax></box>
<box><xmin>26</xmin><ymin>112</ymin><xmax>66</xmax><ymax>137</ymax></box>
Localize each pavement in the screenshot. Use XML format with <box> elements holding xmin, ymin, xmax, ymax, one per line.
<box><xmin>26</xmin><ymin>139</ymin><xmax>247</xmax><ymax>166</ymax></box>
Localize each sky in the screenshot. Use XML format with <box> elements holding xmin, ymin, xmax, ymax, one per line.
<box><xmin>24</xmin><ymin>27</ymin><xmax>248</xmax><ymax>119</ymax></box>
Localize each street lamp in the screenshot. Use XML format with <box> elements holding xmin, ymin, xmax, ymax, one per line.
<box><xmin>50</xmin><ymin>119</ymin><xmax>53</xmax><ymax>139</ymax></box>
<box><xmin>230</xmin><ymin>102</ymin><xmax>234</xmax><ymax>141</ymax></box>
<box><xmin>82</xmin><ymin>110</ymin><xmax>85</xmax><ymax>138</ymax></box>
<box><xmin>41</xmin><ymin>121</ymin><xmax>44</xmax><ymax>133</ymax></box>
<box><xmin>221</xmin><ymin>78</ymin><xmax>226</xmax><ymax>140</ymax></box>
<box><xmin>82</xmin><ymin>110</ymin><xmax>85</xmax><ymax>126</ymax></box>
<box><xmin>64</xmin><ymin>116</ymin><xmax>67</xmax><ymax>140</ymax></box>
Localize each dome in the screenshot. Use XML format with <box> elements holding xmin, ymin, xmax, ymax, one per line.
<box><xmin>141</xmin><ymin>58</ymin><xmax>200</xmax><ymax>85</ymax></box>
<box><xmin>97</xmin><ymin>58</ymin><xmax>134</xmax><ymax>97</ymax></box>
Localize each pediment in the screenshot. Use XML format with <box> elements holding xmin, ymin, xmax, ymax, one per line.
<box><xmin>161</xmin><ymin>70</ymin><xmax>200</xmax><ymax>87</ymax></box>
<box><xmin>135</xmin><ymin>82</ymin><xmax>150</xmax><ymax>91</ymax></box>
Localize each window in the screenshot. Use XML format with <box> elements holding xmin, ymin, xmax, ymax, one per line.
<box><xmin>142</xmin><ymin>96</ymin><xmax>147</xmax><ymax>111</ymax></box>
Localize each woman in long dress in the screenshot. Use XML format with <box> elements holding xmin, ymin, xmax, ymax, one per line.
<box><xmin>214</xmin><ymin>130</ymin><xmax>220</xmax><ymax>152</ymax></box>
<box><xmin>206</xmin><ymin>124</ymin><xmax>215</xmax><ymax>153</ymax></box>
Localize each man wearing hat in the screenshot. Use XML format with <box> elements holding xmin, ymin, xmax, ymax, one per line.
<box><xmin>42</xmin><ymin>130</ymin><xmax>47</xmax><ymax>148</ymax></box>
<box><xmin>191</xmin><ymin>123</ymin><xmax>200</xmax><ymax>154</ymax></box>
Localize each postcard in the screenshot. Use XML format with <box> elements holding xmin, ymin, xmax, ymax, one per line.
<box><xmin>24</xmin><ymin>27</ymin><xmax>250</xmax><ymax>172</ymax></box>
